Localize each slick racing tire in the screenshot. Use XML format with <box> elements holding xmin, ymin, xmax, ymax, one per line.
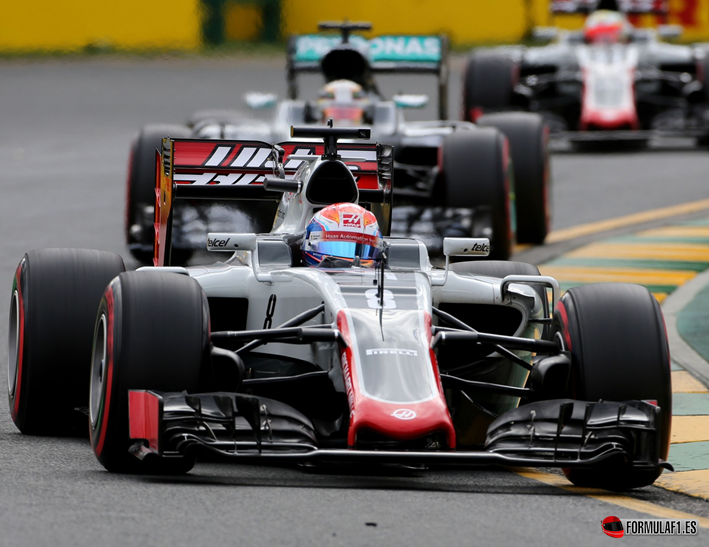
<box><xmin>90</xmin><ymin>271</ymin><xmax>211</xmax><ymax>474</ymax></box>
<box><xmin>8</xmin><ymin>249</ymin><xmax>126</xmax><ymax>435</ymax></box>
<box><xmin>462</xmin><ymin>51</ymin><xmax>516</xmax><ymax>122</ymax></box>
<box><xmin>695</xmin><ymin>56</ymin><xmax>709</xmax><ymax>146</ymax></box>
<box><xmin>553</xmin><ymin>283</ymin><xmax>671</xmax><ymax>490</ymax></box>
<box><xmin>437</xmin><ymin>129</ymin><xmax>514</xmax><ymax>260</ymax></box>
<box><xmin>126</xmin><ymin>124</ymin><xmax>192</xmax><ymax>265</ymax></box>
<box><xmin>477</xmin><ymin>112</ymin><xmax>550</xmax><ymax>244</ymax></box>
<box><xmin>701</xmin><ymin>54</ymin><xmax>709</xmax><ymax>105</ymax></box>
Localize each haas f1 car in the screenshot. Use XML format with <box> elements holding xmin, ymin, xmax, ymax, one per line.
<box><xmin>126</xmin><ymin>22</ymin><xmax>550</xmax><ymax>264</ymax></box>
<box><xmin>463</xmin><ymin>0</ymin><xmax>709</xmax><ymax>147</ymax></box>
<box><xmin>11</xmin><ymin>126</ymin><xmax>670</xmax><ymax>489</ymax></box>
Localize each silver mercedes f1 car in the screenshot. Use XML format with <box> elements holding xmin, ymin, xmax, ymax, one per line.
<box><xmin>10</xmin><ymin>125</ymin><xmax>671</xmax><ymax>489</ymax></box>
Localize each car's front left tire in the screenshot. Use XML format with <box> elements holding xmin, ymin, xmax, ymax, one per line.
<box><xmin>553</xmin><ymin>283</ymin><xmax>672</xmax><ymax>489</ymax></box>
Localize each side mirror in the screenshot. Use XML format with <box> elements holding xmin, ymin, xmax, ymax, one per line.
<box><xmin>532</xmin><ymin>27</ymin><xmax>559</xmax><ymax>42</ymax></box>
<box><xmin>443</xmin><ymin>237</ymin><xmax>490</xmax><ymax>258</ymax></box>
<box><xmin>431</xmin><ymin>238</ymin><xmax>490</xmax><ymax>287</ymax></box>
<box><xmin>244</xmin><ymin>92</ymin><xmax>278</xmax><ymax>110</ymax></box>
<box><xmin>207</xmin><ymin>233</ymin><xmax>257</xmax><ymax>252</ymax></box>
<box><xmin>392</xmin><ymin>94</ymin><xmax>429</xmax><ymax>109</ymax></box>
<box><xmin>658</xmin><ymin>25</ymin><xmax>683</xmax><ymax>40</ymax></box>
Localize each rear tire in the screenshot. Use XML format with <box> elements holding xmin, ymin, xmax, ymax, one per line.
<box><xmin>90</xmin><ymin>271</ymin><xmax>211</xmax><ymax>473</ymax></box>
<box><xmin>437</xmin><ymin>129</ymin><xmax>514</xmax><ymax>260</ymax></box>
<box><xmin>553</xmin><ymin>283</ymin><xmax>671</xmax><ymax>490</ymax></box>
<box><xmin>126</xmin><ymin>124</ymin><xmax>192</xmax><ymax>264</ymax></box>
<box><xmin>462</xmin><ymin>51</ymin><xmax>516</xmax><ymax>122</ymax></box>
<box><xmin>477</xmin><ymin>112</ymin><xmax>550</xmax><ymax>244</ymax></box>
<box><xmin>8</xmin><ymin>249</ymin><xmax>126</xmax><ymax>435</ymax></box>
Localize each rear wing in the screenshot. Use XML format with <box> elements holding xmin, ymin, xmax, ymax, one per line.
<box><xmin>154</xmin><ymin>138</ymin><xmax>392</xmax><ymax>266</ymax></box>
<box><xmin>551</xmin><ymin>0</ymin><xmax>668</xmax><ymax>13</ymax></box>
<box><xmin>286</xmin><ymin>33</ymin><xmax>449</xmax><ymax>120</ymax></box>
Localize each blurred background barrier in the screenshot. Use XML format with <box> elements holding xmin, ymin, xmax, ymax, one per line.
<box><xmin>1</xmin><ymin>0</ymin><xmax>709</xmax><ymax>53</ymax></box>
<box><xmin>0</xmin><ymin>1</ymin><xmax>202</xmax><ymax>53</ymax></box>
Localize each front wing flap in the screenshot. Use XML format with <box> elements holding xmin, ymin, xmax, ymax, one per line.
<box><xmin>128</xmin><ymin>392</ymin><xmax>669</xmax><ymax>473</ymax></box>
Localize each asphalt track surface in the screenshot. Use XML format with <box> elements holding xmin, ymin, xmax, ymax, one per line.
<box><xmin>2</xmin><ymin>56</ymin><xmax>709</xmax><ymax>547</ymax></box>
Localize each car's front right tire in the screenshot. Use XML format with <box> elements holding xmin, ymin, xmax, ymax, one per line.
<box><xmin>90</xmin><ymin>271</ymin><xmax>211</xmax><ymax>473</ymax></box>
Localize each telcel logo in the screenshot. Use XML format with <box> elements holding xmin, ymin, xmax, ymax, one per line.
<box><xmin>208</xmin><ymin>238</ymin><xmax>230</xmax><ymax>248</ymax></box>
<box><xmin>471</xmin><ymin>242</ymin><xmax>490</xmax><ymax>253</ymax></box>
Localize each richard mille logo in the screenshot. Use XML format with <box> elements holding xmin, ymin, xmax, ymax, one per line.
<box><xmin>391</xmin><ymin>409</ymin><xmax>417</xmax><ymax>420</ymax></box>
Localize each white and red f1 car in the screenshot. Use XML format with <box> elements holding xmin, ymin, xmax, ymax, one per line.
<box><xmin>9</xmin><ymin>125</ymin><xmax>671</xmax><ymax>489</ymax></box>
<box><xmin>463</xmin><ymin>0</ymin><xmax>709</xmax><ymax>148</ymax></box>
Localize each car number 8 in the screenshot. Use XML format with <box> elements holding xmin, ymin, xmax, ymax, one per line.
<box><xmin>365</xmin><ymin>289</ymin><xmax>396</xmax><ymax>309</ymax></box>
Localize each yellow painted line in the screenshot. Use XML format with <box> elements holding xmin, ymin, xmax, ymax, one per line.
<box><xmin>545</xmin><ymin>199</ymin><xmax>709</xmax><ymax>243</ymax></box>
<box><xmin>538</xmin><ymin>265</ymin><xmax>697</xmax><ymax>286</ymax></box>
<box><xmin>671</xmin><ymin>416</ymin><xmax>709</xmax><ymax>444</ymax></box>
<box><xmin>673</xmin><ymin>371</ymin><xmax>709</xmax><ymax>394</ymax></box>
<box><xmin>637</xmin><ymin>226</ymin><xmax>709</xmax><ymax>239</ymax></box>
<box><xmin>518</xmin><ymin>470</ymin><xmax>709</xmax><ymax>527</ymax></box>
<box><xmin>567</xmin><ymin>242</ymin><xmax>709</xmax><ymax>262</ymax></box>
<box><xmin>656</xmin><ymin>469</ymin><xmax>709</xmax><ymax>501</ymax></box>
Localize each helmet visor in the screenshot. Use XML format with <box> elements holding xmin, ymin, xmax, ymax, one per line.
<box><xmin>603</xmin><ymin>522</ymin><xmax>623</xmax><ymax>532</ymax></box>
<box><xmin>585</xmin><ymin>25</ymin><xmax>623</xmax><ymax>43</ymax></box>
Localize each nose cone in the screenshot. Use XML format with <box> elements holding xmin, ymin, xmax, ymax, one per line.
<box><xmin>348</xmin><ymin>396</ymin><xmax>456</xmax><ymax>448</ymax></box>
<box><xmin>581</xmin><ymin>106</ymin><xmax>638</xmax><ymax>130</ymax></box>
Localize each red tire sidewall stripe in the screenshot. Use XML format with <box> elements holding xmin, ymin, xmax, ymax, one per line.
<box><xmin>125</xmin><ymin>139</ymin><xmax>136</xmax><ymax>235</ymax></box>
<box><xmin>543</xmin><ymin>124</ymin><xmax>551</xmax><ymax>233</ymax></box>
<box><xmin>655</xmin><ymin>299</ymin><xmax>672</xmax><ymax>369</ymax></box>
<box><xmin>556</xmin><ymin>300</ymin><xmax>573</xmax><ymax>352</ymax></box>
<box><xmin>502</xmin><ymin>136</ymin><xmax>512</xmax><ymax>250</ymax></box>
<box><xmin>93</xmin><ymin>286</ymin><xmax>115</xmax><ymax>457</ymax></box>
<box><xmin>11</xmin><ymin>263</ymin><xmax>25</xmax><ymax>420</ymax></box>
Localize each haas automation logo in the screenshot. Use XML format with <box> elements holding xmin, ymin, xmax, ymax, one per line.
<box><xmin>342</xmin><ymin>213</ymin><xmax>362</xmax><ymax>228</ymax></box>
<box><xmin>391</xmin><ymin>409</ymin><xmax>417</xmax><ymax>420</ymax></box>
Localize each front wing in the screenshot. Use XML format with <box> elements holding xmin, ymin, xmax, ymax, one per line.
<box><xmin>128</xmin><ymin>390</ymin><xmax>670</xmax><ymax>473</ymax></box>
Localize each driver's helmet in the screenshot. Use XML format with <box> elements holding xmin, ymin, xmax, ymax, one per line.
<box><xmin>317</xmin><ymin>80</ymin><xmax>369</xmax><ymax>126</ymax></box>
<box><xmin>302</xmin><ymin>203</ymin><xmax>383</xmax><ymax>267</ymax></box>
<box><xmin>584</xmin><ymin>10</ymin><xmax>631</xmax><ymax>44</ymax></box>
